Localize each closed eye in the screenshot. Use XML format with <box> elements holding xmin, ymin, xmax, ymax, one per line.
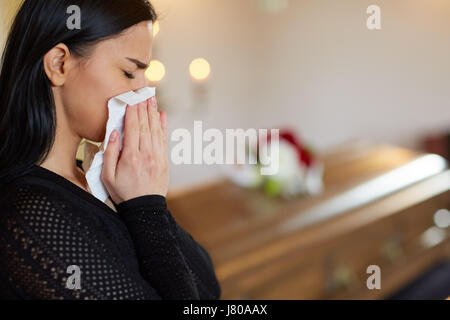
<box><xmin>123</xmin><ymin>71</ymin><xmax>135</xmax><ymax>79</ymax></box>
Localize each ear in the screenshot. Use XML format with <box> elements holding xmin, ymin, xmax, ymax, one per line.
<box><xmin>43</xmin><ymin>43</ymin><xmax>73</xmax><ymax>87</ymax></box>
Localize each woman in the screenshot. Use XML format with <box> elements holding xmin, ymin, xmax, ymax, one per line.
<box><xmin>0</xmin><ymin>0</ymin><xmax>221</xmax><ymax>300</ymax></box>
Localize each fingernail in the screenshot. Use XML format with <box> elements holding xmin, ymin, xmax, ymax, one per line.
<box><xmin>151</xmin><ymin>97</ymin><xmax>157</xmax><ymax>108</ymax></box>
<box><xmin>110</xmin><ymin>131</ymin><xmax>117</xmax><ymax>142</ymax></box>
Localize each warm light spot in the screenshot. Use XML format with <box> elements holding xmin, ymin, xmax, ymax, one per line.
<box><xmin>189</xmin><ymin>58</ymin><xmax>211</xmax><ymax>81</ymax></box>
<box><xmin>153</xmin><ymin>21</ymin><xmax>160</xmax><ymax>37</ymax></box>
<box><xmin>145</xmin><ymin>60</ymin><xmax>166</xmax><ymax>82</ymax></box>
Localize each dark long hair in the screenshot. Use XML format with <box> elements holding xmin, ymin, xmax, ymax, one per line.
<box><xmin>0</xmin><ymin>0</ymin><xmax>157</xmax><ymax>182</ymax></box>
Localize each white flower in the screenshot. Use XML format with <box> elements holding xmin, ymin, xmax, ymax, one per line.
<box><xmin>265</xmin><ymin>140</ymin><xmax>324</xmax><ymax>198</ymax></box>
<box><xmin>223</xmin><ymin>138</ymin><xmax>324</xmax><ymax>198</ymax></box>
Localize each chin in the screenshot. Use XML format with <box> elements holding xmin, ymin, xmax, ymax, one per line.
<box><xmin>94</xmin><ymin>132</ymin><xmax>107</xmax><ymax>143</ymax></box>
<box><xmin>85</xmin><ymin>127</ymin><xmax>107</xmax><ymax>143</ymax></box>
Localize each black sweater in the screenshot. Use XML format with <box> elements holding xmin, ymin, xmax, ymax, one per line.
<box><xmin>0</xmin><ymin>165</ymin><xmax>221</xmax><ymax>300</ymax></box>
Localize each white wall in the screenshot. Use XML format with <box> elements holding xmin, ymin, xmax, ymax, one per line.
<box><xmin>250</xmin><ymin>0</ymin><xmax>450</xmax><ymax>150</ymax></box>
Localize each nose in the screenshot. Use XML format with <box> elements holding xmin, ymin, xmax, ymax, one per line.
<box><xmin>133</xmin><ymin>75</ymin><xmax>151</xmax><ymax>92</ymax></box>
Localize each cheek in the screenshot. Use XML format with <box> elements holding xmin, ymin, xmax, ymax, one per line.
<box><xmin>80</xmin><ymin>97</ymin><xmax>108</xmax><ymax>142</ymax></box>
<box><xmin>64</xmin><ymin>64</ymin><xmax>131</xmax><ymax>142</ymax></box>
<box><xmin>64</xmin><ymin>82</ymin><xmax>108</xmax><ymax>142</ymax></box>
<box><xmin>65</xmin><ymin>76</ymin><xmax>111</xmax><ymax>142</ymax></box>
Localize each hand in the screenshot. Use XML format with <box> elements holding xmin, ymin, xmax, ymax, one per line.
<box><xmin>101</xmin><ymin>97</ymin><xmax>169</xmax><ymax>204</ymax></box>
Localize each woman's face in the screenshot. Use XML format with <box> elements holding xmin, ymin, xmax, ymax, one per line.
<box><xmin>61</xmin><ymin>21</ymin><xmax>154</xmax><ymax>142</ymax></box>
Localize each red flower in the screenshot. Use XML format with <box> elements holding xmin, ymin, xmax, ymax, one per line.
<box><xmin>259</xmin><ymin>129</ymin><xmax>314</xmax><ymax>168</ymax></box>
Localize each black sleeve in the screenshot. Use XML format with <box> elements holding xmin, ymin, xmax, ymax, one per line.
<box><xmin>116</xmin><ymin>195</ymin><xmax>221</xmax><ymax>300</ymax></box>
<box><xmin>0</xmin><ymin>184</ymin><xmax>163</xmax><ymax>300</ymax></box>
<box><xmin>165</xmin><ymin>208</ymin><xmax>222</xmax><ymax>299</ymax></box>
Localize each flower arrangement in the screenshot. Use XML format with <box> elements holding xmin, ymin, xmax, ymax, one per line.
<box><xmin>223</xmin><ymin>129</ymin><xmax>324</xmax><ymax>199</ymax></box>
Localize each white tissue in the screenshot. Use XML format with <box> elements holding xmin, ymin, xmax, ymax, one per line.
<box><xmin>84</xmin><ymin>87</ymin><xmax>156</xmax><ymax>202</ymax></box>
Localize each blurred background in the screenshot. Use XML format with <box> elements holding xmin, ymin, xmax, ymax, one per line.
<box><xmin>1</xmin><ymin>0</ymin><xmax>449</xmax><ymax>299</ymax></box>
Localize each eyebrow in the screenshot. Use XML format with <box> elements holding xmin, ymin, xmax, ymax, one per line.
<box><xmin>125</xmin><ymin>57</ymin><xmax>149</xmax><ymax>69</ymax></box>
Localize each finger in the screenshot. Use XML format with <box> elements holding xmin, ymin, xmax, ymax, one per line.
<box><xmin>148</xmin><ymin>97</ymin><xmax>162</xmax><ymax>151</ymax></box>
<box><xmin>160</xmin><ymin>110</ymin><xmax>168</xmax><ymax>147</ymax></box>
<box><xmin>123</xmin><ymin>104</ymin><xmax>139</xmax><ymax>152</ymax></box>
<box><xmin>137</xmin><ymin>101</ymin><xmax>151</xmax><ymax>152</ymax></box>
<box><xmin>102</xmin><ymin>130</ymin><xmax>120</xmax><ymax>186</ymax></box>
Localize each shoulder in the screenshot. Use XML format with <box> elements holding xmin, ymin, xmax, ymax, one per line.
<box><xmin>0</xmin><ymin>174</ymin><xmax>131</xmax><ymax>252</ymax></box>
<box><xmin>0</xmin><ymin>175</ymin><xmax>98</xmax><ymax>243</ymax></box>
<box><xmin>1</xmin><ymin>176</ymin><xmax>68</xmax><ymax>217</ymax></box>
<box><xmin>0</xmin><ymin>175</ymin><xmax>127</xmax><ymax>263</ymax></box>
